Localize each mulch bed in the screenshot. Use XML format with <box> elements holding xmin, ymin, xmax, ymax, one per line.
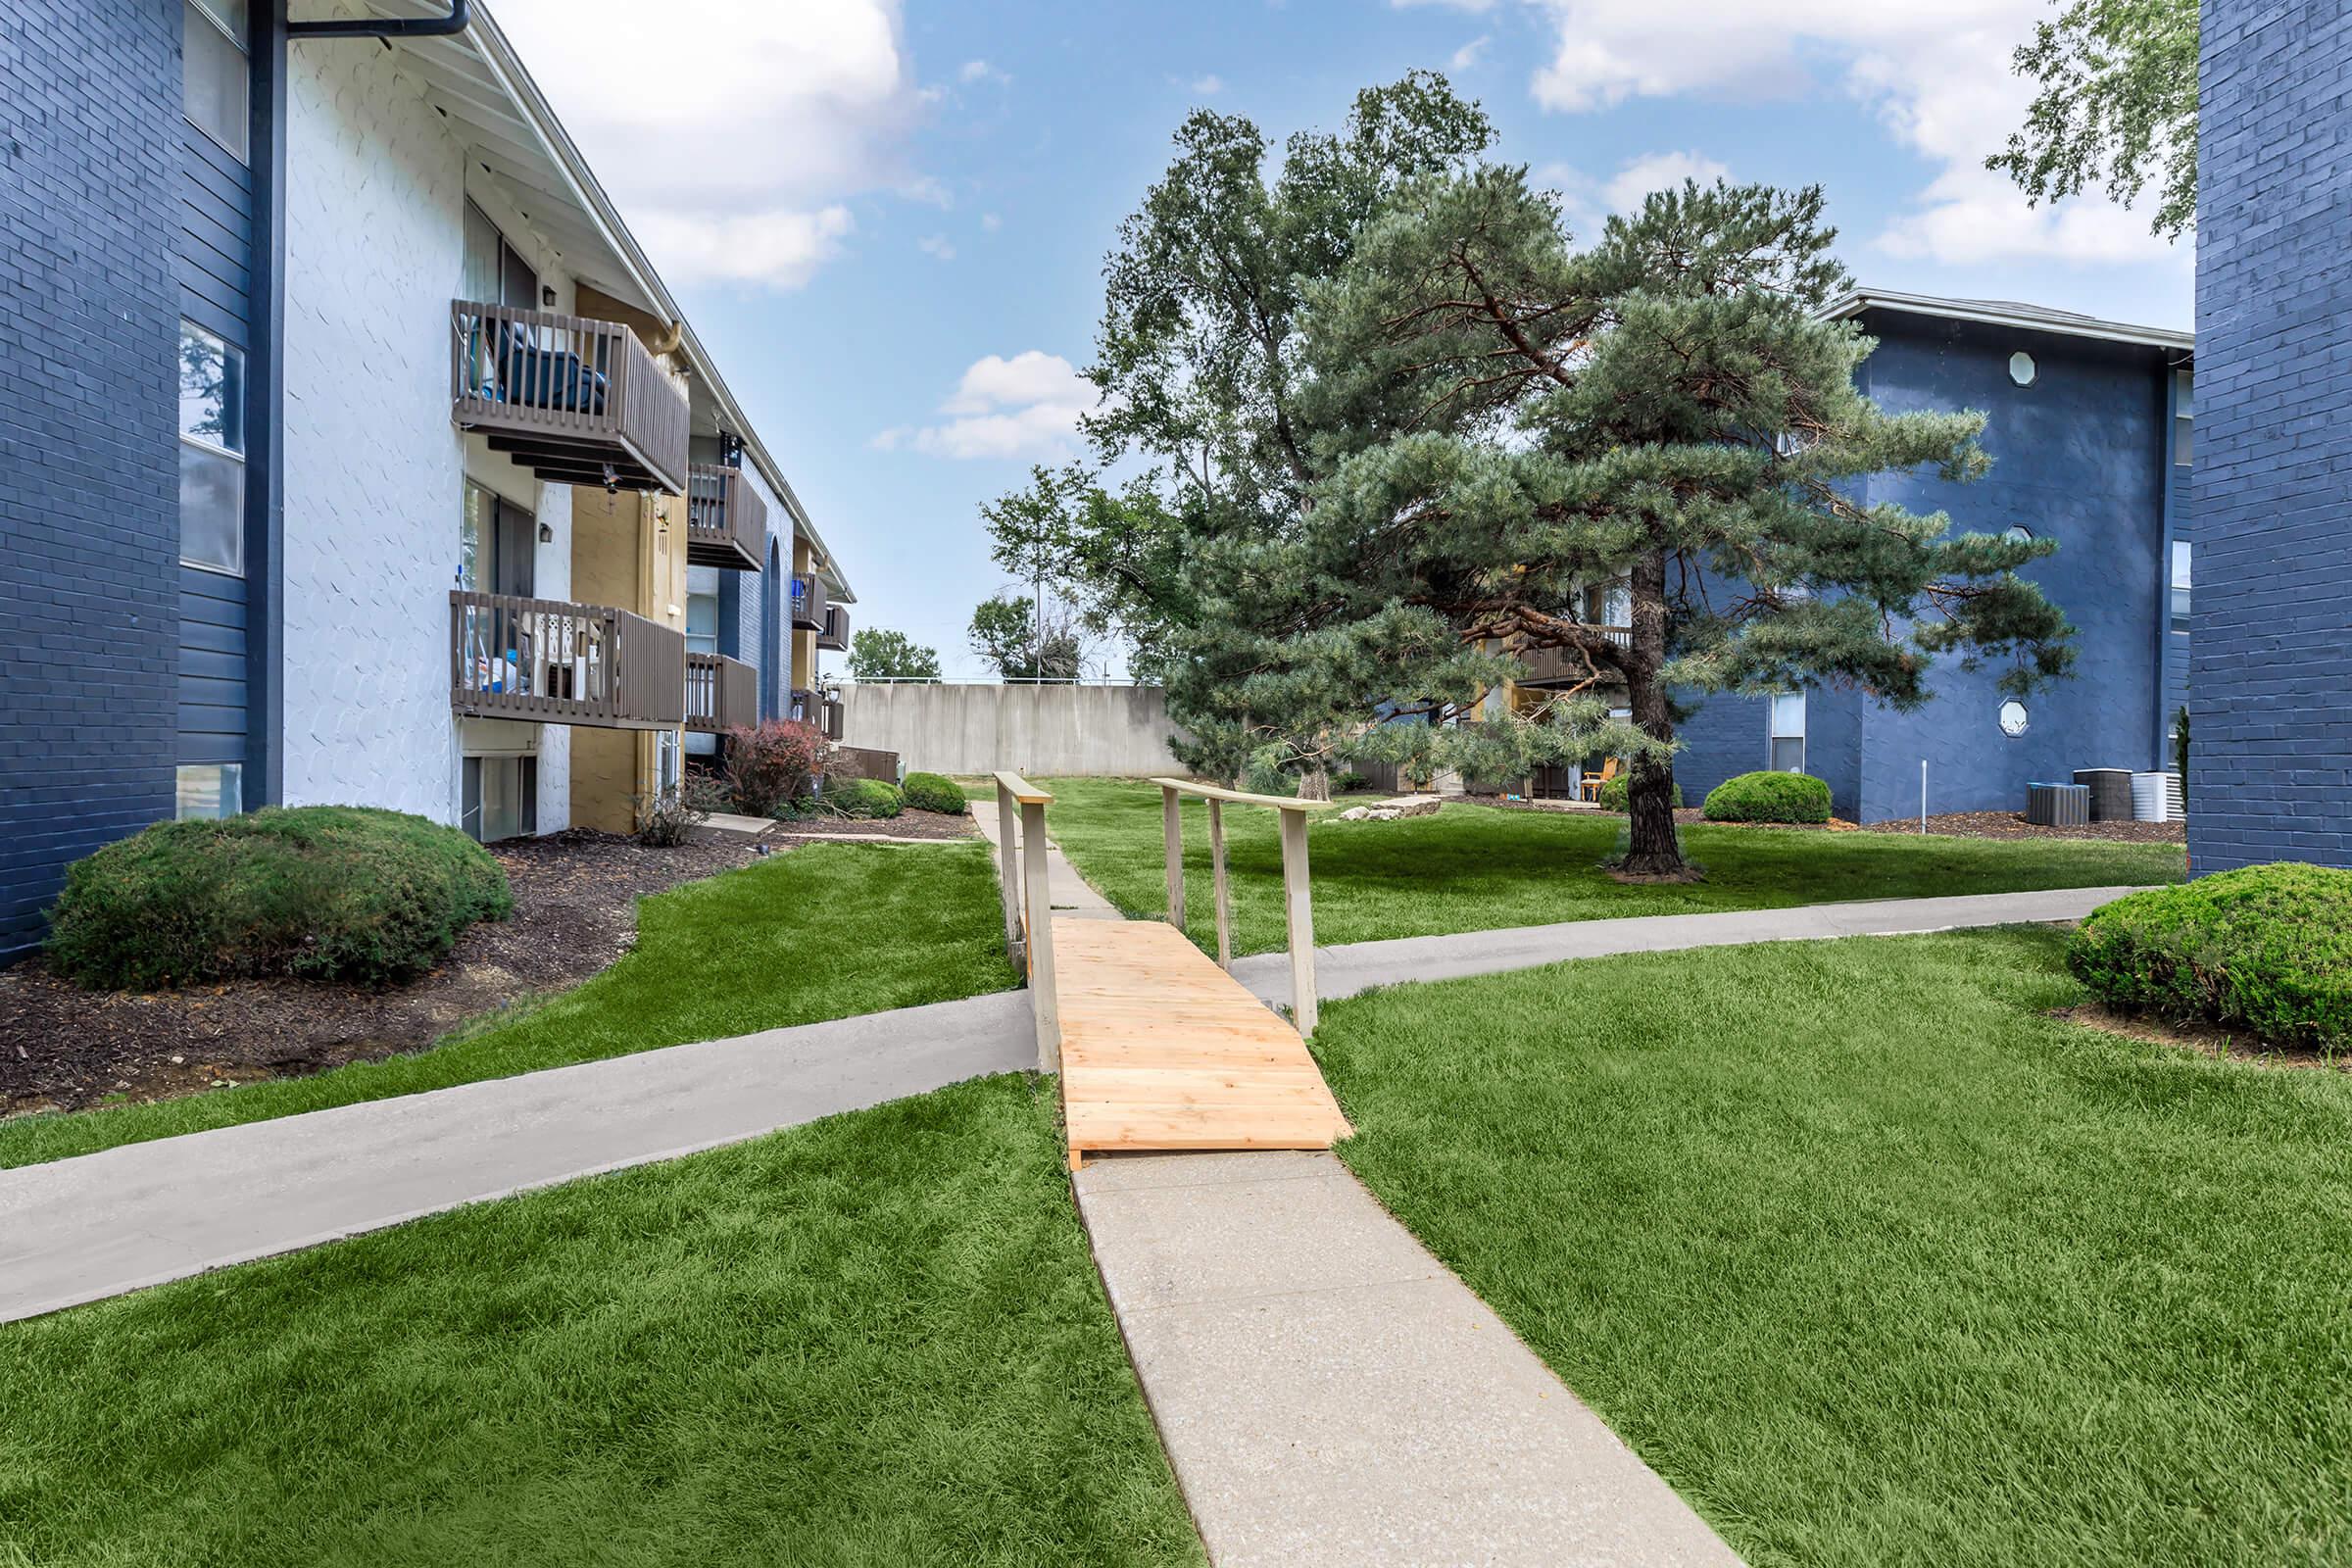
<box><xmin>2053</xmin><ymin>1003</ymin><xmax>2350</xmax><ymax>1072</ymax></box>
<box><xmin>1866</xmin><ymin>810</ymin><xmax>2185</xmax><ymax>844</ymax></box>
<box><xmin>764</xmin><ymin>808</ymin><xmax>978</xmax><ymax>843</ymax></box>
<box><xmin>0</xmin><ymin>829</ymin><xmax>762</xmax><ymax>1119</ymax></box>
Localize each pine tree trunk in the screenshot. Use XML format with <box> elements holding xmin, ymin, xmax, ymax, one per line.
<box><xmin>1620</xmin><ymin>549</ymin><xmax>1688</xmax><ymax>876</ymax></box>
<box><xmin>1297</xmin><ymin>762</ymin><xmax>1332</xmax><ymax>802</ymax></box>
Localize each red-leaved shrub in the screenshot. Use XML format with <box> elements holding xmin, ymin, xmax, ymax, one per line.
<box><xmin>723</xmin><ymin>718</ymin><xmax>833</xmax><ymax>816</ymax></box>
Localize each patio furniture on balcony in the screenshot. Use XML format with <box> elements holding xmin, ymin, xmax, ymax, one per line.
<box><xmin>450</xmin><ymin>589</ymin><xmax>685</xmax><ymax>730</ymax></box>
<box><xmin>816</xmin><ymin>603</ymin><xmax>850</xmax><ymax>652</ymax></box>
<box><xmin>790</xmin><ymin>573</ymin><xmax>827</xmax><ymax>633</ymax></box>
<box><xmin>685</xmin><ymin>653</ymin><xmax>758</xmax><ymax>733</ymax></box>
<box><xmin>685</xmin><ymin>463</ymin><xmax>766</xmax><ymax>570</ymax></box>
<box><xmin>450</xmin><ymin>300</ymin><xmax>690</xmax><ymax>496</ymax></box>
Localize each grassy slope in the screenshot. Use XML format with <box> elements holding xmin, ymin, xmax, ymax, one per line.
<box><xmin>1042</xmin><ymin>778</ymin><xmax>2187</xmax><ymax>956</ymax></box>
<box><xmin>0</xmin><ymin>843</ymin><xmax>1016</xmax><ymax>1170</ymax></box>
<box><xmin>1316</xmin><ymin>927</ymin><xmax>2352</xmax><ymax>1567</ymax></box>
<box><xmin>0</xmin><ymin>1076</ymin><xmax>1204</xmax><ymax>1567</ymax></box>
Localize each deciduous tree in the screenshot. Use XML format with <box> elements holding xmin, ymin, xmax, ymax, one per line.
<box><xmin>846</xmin><ymin>627</ymin><xmax>942</xmax><ymax>682</ymax></box>
<box><xmin>1988</xmin><ymin>0</ymin><xmax>2198</xmax><ymax>240</ymax></box>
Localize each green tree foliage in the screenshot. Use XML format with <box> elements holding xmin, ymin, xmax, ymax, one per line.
<box><xmin>969</xmin><ymin>593</ymin><xmax>1083</xmax><ymax>682</ymax></box>
<box><xmin>1987</xmin><ymin>0</ymin><xmax>2199</xmax><ymax>240</ymax></box>
<box><xmin>846</xmin><ymin>627</ymin><xmax>942</xmax><ymax>682</ymax></box>
<box><xmin>984</xmin><ymin>73</ymin><xmax>1496</xmax><ymax>796</ymax></box>
<box><xmin>1285</xmin><ymin>172</ymin><xmax>2073</xmax><ymax>872</ymax></box>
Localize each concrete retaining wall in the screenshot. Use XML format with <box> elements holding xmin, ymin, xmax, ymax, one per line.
<box><xmin>840</xmin><ymin>684</ymin><xmax>1183</xmax><ymax>776</ymax></box>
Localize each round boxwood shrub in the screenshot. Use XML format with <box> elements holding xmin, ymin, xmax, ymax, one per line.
<box><xmin>1702</xmin><ymin>770</ymin><xmax>1833</xmax><ymax>824</ymax></box>
<box><xmin>48</xmin><ymin>806</ymin><xmax>512</xmax><ymax>991</ymax></box>
<box><xmin>1596</xmin><ymin>775</ymin><xmax>1683</xmax><ymax>812</ymax></box>
<box><xmin>901</xmin><ymin>771</ymin><xmax>966</xmax><ymax>815</ymax></box>
<box><xmin>828</xmin><ymin>777</ymin><xmax>904</xmax><ymax>819</ymax></box>
<box><xmin>2067</xmin><ymin>864</ymin><xmax>2352</xmax><ymax>1048</ymax></box>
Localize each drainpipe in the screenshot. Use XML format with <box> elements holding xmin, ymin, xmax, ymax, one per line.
<box><xmin>287</xmin><ymin>0</ymin><xmax>467</xmax><ymax>41</ymax></box>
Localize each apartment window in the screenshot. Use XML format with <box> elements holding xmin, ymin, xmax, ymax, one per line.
<box><xmin>181</xmin><ymin>0</ymin><xmax>250</xmax><ymax>162</ymax></box>
<box><xmin>1768</xmin><ymin>692</ymin><xmax>1806</xmax><ymax>774</ymax></box>
<box><xmin>686</xmin><ymin>573</ymin><xmax>721</xmax><ymax>756</ymax></box>
<box><xmin>178</xmin><ymin>320</ymin><xmax>245</xmax><ymax>575</ymax></box>
<box><xmin>2174</xmin><ymin>368</ymin><xmax>2193</xmax><ymax>466</ymax></box>
<box><xmin>462</xmin><ymin>199</ymin><xmax>540</xmax><ymax>308</ymax></box>
<box><xmin>1999</xmin><ymin>700</ymin><xmax>2030</xmax><ymax>738</ymax></box>
<box><xmin>462</xmin><ymin>756</ymin><xmax>538</xmax><ymax>844</ymax></box>
<box><xmin>2171</xmin><ymin>540</ymin><xmax>2192</xmax><ymax>633</ymax></box>
<box><xmin>175</xmin><ymin>762</ymin><xmax>242</xmax><ymax>820</ymax></box>
<box><xmin>460</xmin><ymin>482</ymin><xmax>535</xmax><ymax>596</ymax></box>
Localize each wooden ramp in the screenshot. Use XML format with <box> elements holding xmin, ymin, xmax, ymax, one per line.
<box><xmin>1055</xmin><ymin>916</ymin><xmax>1351</xmax><ymax>1170</ymax></box>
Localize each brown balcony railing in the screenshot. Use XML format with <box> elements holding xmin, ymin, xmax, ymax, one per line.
<box><xmin>450</xmin><ymin>300</ymin><xmax>690</xmax><ymax>496</ymax></box>
<box><xmin>1516</xmin><ymin>629</ymin><xmax>1633</xmax><ymax>686</ymax></box>
<box><xmin>789</xmin><ymin>687</ymin><xmax>816</xmax><ymax>724</ymax></box>
<box><xmin>685</xmin><ymin>463</ymin><xmax>766</xmax><ymax>570</ymax></box>
<box><xmin>816</xmin><ymin>603</ymin><xmax>849</xmax><ymax>652</ymax></box>
<box><xmin>821</xmin><ymin>694</ymin><xmax>845</xmax><ymax>741</ymax></box>
<box><xmin>685</xmin><ymin>652</ymin><xmax>758</xmax><ymax>733</ymax></box>
<box><xmin>790</xmin><ymin>573</ymin><xmax>827</xmax><ymax>632</ymax></box>
<box><xmin>450</xmin><ymin>589</ymin><xmax>686</xmax><ymax>730</ymax></box>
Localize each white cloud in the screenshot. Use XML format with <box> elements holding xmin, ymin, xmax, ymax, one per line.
<box><xmin>1603</xmin><ymin>149</ymin><xmax>1730</xmax><ymax>213</ymax></box>
<box><xmin>1191</xmin><ymin>74</ymin><xmax>1227</xmax><ymax>95</ymax></box>
<box><xmin>1449</xmin><ymin>34</ymin><xmax>1491</xmax><ymax>70</ymax></box>
<box><xmin>957</xmin><ymin>58</ymin><xmax>1010</xmax><ymax>85</ymax></box>
<box><xmin>880</xmin><ymin>351</ymin><xmax>1100</xmax><ymax>460</ymax></box>
<box><xmin>916</xmin><ymin>233</ymin><xmax>957</xmax><ymax>261</ymax></box>
<box><xmin>1394</xmin><ymin>0</ymin><xmax>1495</xmax><ymax>11</ymax></box>
<box><xmin>484</xmin><ymin>0</ymin><xmax>926</xmax><ymax>290</ymax></box>
<box><xmin>1513</xmin><ymin>0</ymin><xmax>2180</xmax><ymax>267</ymax></box>
<box><xmin>980</xmin><ymin>212</ymin><xmax>1004</xmax><ymax>232</ymax></box>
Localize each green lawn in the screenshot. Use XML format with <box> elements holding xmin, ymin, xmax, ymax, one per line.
<box><xmin>1040</xmin><ymin>777</ymin><xmax>2186</xmax><ymax>956</ymax></box>
<box><xmin>0</xmin><ymin>1075</ymin><xmax>1203</xmax><ymax>1567</ymax></box>
<box><xmin>0</xmin><ymin>843</ymin><xmax>1016</xmax><ymax>1171</ymax></box>
<box><xmin>1315</xmin><ymin>927</ymin><xmax>2352</xmax><ymax>1567</ymax></box>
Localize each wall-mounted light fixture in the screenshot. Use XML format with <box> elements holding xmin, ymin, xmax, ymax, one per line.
<box><xmin>538</xmin><ymin>521</ymin><xmax>554</xmax><ymax>544</ymax></box>
<box><xmin>541</xmin><ymin>284</ymin><xmax>557</xmax><ymax>307</ymax></box>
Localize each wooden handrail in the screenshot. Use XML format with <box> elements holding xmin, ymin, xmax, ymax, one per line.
<box><xmin>1150</xmin><ymin>776</ymin><xmax>1339</xmax><ymax>1036</ymax></box>
<box><xmin>449</xmin><ymin>588</ymin><xmax>685</xmax><ymax>730</ymax></box>
<box><xmin>993</xmin><ymin>772</ymin><xmax>1059</xmax><ymax>1074</ymax></box>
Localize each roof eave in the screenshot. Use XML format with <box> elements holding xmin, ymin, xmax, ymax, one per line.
<box><xmin>1824</xmin><ymin>288</ymin><xmax>2193</xmax><ymax>357</ymax></box>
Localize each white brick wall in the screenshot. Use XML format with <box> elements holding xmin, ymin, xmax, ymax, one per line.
<box><xmin>279</xmin><ymin>38</ymin><xmax>575</xmax><ymax>832</ymax></box>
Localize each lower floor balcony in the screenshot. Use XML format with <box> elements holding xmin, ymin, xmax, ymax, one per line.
<box><xmin>450</xmin><ymin>590</ymin><xmax>685</xmax><ymax>731</ymax></box>
<box><xmin>685</xmin><ymin>653</ymin><xmax>758</xmax><ymax>733</ymax></box>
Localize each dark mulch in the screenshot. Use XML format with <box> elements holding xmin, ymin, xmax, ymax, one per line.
<box><xmin>765</xmin><ymin>808</ymin><xmax>978</xmax><ymax>843</ymax></box>
<box><xmin>2053</xmin><ymin>1003</ymin><xmax>2350</xmax><ymax>1072</ymax></box>
<box><xmin>0</xmin><ymin>829</ymin><xmax>761</xmax><ymax>1118</ymax></box>
<box><xmin>1867</xmin><ymin>809</ymin><xmax>2185</xmax><ymax>844</ymax></box>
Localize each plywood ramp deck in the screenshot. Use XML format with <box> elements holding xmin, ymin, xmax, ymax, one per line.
<box><xmin>1054</xmin><ymin>916</ymin><xmax>1350</xmax><ymax>1170</ymax></box>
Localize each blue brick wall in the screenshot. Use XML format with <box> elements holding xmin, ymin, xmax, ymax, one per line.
<box><xmin>0</xmin><ymin>0</ymin><xmax>183</xmax><ymax>956</ymax></box>
<box><xmin>2188</xmin><ymin>0</ymin><xmax>2352</xmax><ymax>872</ymax></box>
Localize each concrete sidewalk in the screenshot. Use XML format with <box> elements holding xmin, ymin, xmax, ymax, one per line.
<box><xmin>1076</xmin><ymin>1152</ymin><xmax>1741</xmax><ymax>1566</ymax></box>
<box><xmin>1232</xmin><ymin>884</ymin><xmax>2149</xmax><ymax>1010</ymax></box>
<box><xmin>967</xmin><ymin>796</ymin><xmax>1122</xmax><ymax>918</ymax></box>
<box><xmin>0</xmin><ymin>990</ymin><xmax>1034</xmax><ymax>1323</ymax></box>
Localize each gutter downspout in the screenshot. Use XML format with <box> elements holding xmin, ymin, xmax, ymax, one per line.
<box><xmin>287</xmin><ymin>0</ymin><xmax>466</xmax><ymax>40</ymax></box>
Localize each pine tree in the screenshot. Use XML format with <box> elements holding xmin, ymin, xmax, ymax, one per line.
<box><xmin>1285</xmin><ymin>172</ymin><xmax>2075</xmax><ymax>871</ymax></box>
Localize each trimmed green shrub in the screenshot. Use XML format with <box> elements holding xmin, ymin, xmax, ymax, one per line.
<box><xmin>828</xmin><ymin>777</ymin><xmax>905</xmax><ymax>819</ymax></box>
<box><xmin>1597</xmin><ymin>775</ymin><xmax>1683</xmax><ymax>813</ymax></box>
<box><xmin>48</xmin><ymin>807</ymin><xmax>511</xmax><ymax>990</ymax></box>
<box><xmin>1702</xmin><ymin>770</ymin><xmax>1833</xmax><ymax>824</ymax></box>
<box><xmin>2067</xmin><ymin>864</ymin><xmax>2352</xmax><ymax>1048</ymax></box>
<box><xmin>1332</xmin><ymin>770</ymin><xmax>1372</xmax><ymax>795</ymax></box>
<box><xmin>901</xmin><ymin>772</ymin><xmax>967</xmax><ymax>814</ymax></box>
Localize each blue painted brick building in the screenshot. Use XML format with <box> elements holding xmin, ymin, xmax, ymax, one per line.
<box><xmin>1675</xmin><ymin>292</ymin><xmax>2193</xmax><ymax>824</ymax></box>
<box><xmin>2188</xmin><ymin>0</ymin><xmax>2352</xmax><ymax>872</ymax></box>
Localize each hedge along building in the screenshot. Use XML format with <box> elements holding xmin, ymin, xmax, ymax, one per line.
<box><xmin>0</xmin><ymin>0</ymin><xmax>854</xmax><ymax>956</ymax></box>
<box><xmin>1505</xmin><ymin>291</ymin><xmax>2192</xmax><ymax>822</ymax></box>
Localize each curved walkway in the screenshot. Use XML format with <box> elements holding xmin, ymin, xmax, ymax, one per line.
<box><xmin>0</xmin><ymin>883</ymin><xmax>2148</xmax><ymax>1325</ymax></box>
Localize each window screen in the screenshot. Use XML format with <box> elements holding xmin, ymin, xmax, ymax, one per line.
<box><xmin>181</xmin><ymin>0</ymin><xmax>249</xmax><ymax>162</ymax></box>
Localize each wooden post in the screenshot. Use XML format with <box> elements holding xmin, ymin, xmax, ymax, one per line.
<box><xmin>1021</xmin><ymin>799</ymin><xmax>1060</xmax><ymax>1074</ymax></box>
<box><xmin>1208</xmin><ymin>798</ymin><xmax>1232</xmax><ymax>970</ymax></box>
<box><xmin>1161</xmin><ymin>783</ymin><xmax>1187</xmax><ymax>932</ymax></box>
<box><xmin>1278</xmin><ymin>808</ymin><xmax>1318</xmax><ymax>1037</ymax></box>
<box><xmin>994</xmin><ymin>781</ymin><xmax>1024</xmax><ymax>965</ymax></box>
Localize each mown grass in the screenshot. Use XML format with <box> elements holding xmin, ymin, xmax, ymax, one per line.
<box><xmin>1316</xmin><ymin>926</ymin><xmax>2352</xmax><ymax>1567</ymax></box>
<box><xmin>1041</xmin><ymin>777</ymin><xmax>2186</xmax><ymax>957</ymax></box>
<box><xmin>0</xmin><ymin>1075</ymin><xmax>1204</xmax><ymax>1566</ymax></box>
<box><xmin>0</xmin><ymin>843</ymin><xmax>1016</xmax><ymax>1171</ymax></box>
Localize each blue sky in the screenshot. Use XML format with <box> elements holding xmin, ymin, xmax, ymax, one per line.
<box><xmin>496</xmin><ymin>0</ymin><xmax>2194</xmax><ymax>678</ymax></box>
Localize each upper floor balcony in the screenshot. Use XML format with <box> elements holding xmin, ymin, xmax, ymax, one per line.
<box><xmin>816</xmin><ymin>603</ymin><xmax>849</xmax><ymax>652</ymax></box>
<box><xmin>685</xmin><ymin>463</ymin><xmax>767</xmax><ymax>571</ymax></box>
<box><xmin>1516</xmin><ymin>629</ymin><xmax>1633</xmax><ymax>687</ymax></box>
<box><xmin>450</xmin><ymin>589</ymin><xmax>685</xmax><ymax>731</ymax></box>
<box><xmin>790</xmin><ymin>573</ymin><xmax>828</xmax><ymax>633</ymax></box>
<box><xmin>451</xmin><ymin>300</ymin><xmax>690</xmax><ymax>496</ymax></box>
<box><xmin>685</xmin><ymin>652</ymin><xmax>758</xmax><ymax>733</ymax></box>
